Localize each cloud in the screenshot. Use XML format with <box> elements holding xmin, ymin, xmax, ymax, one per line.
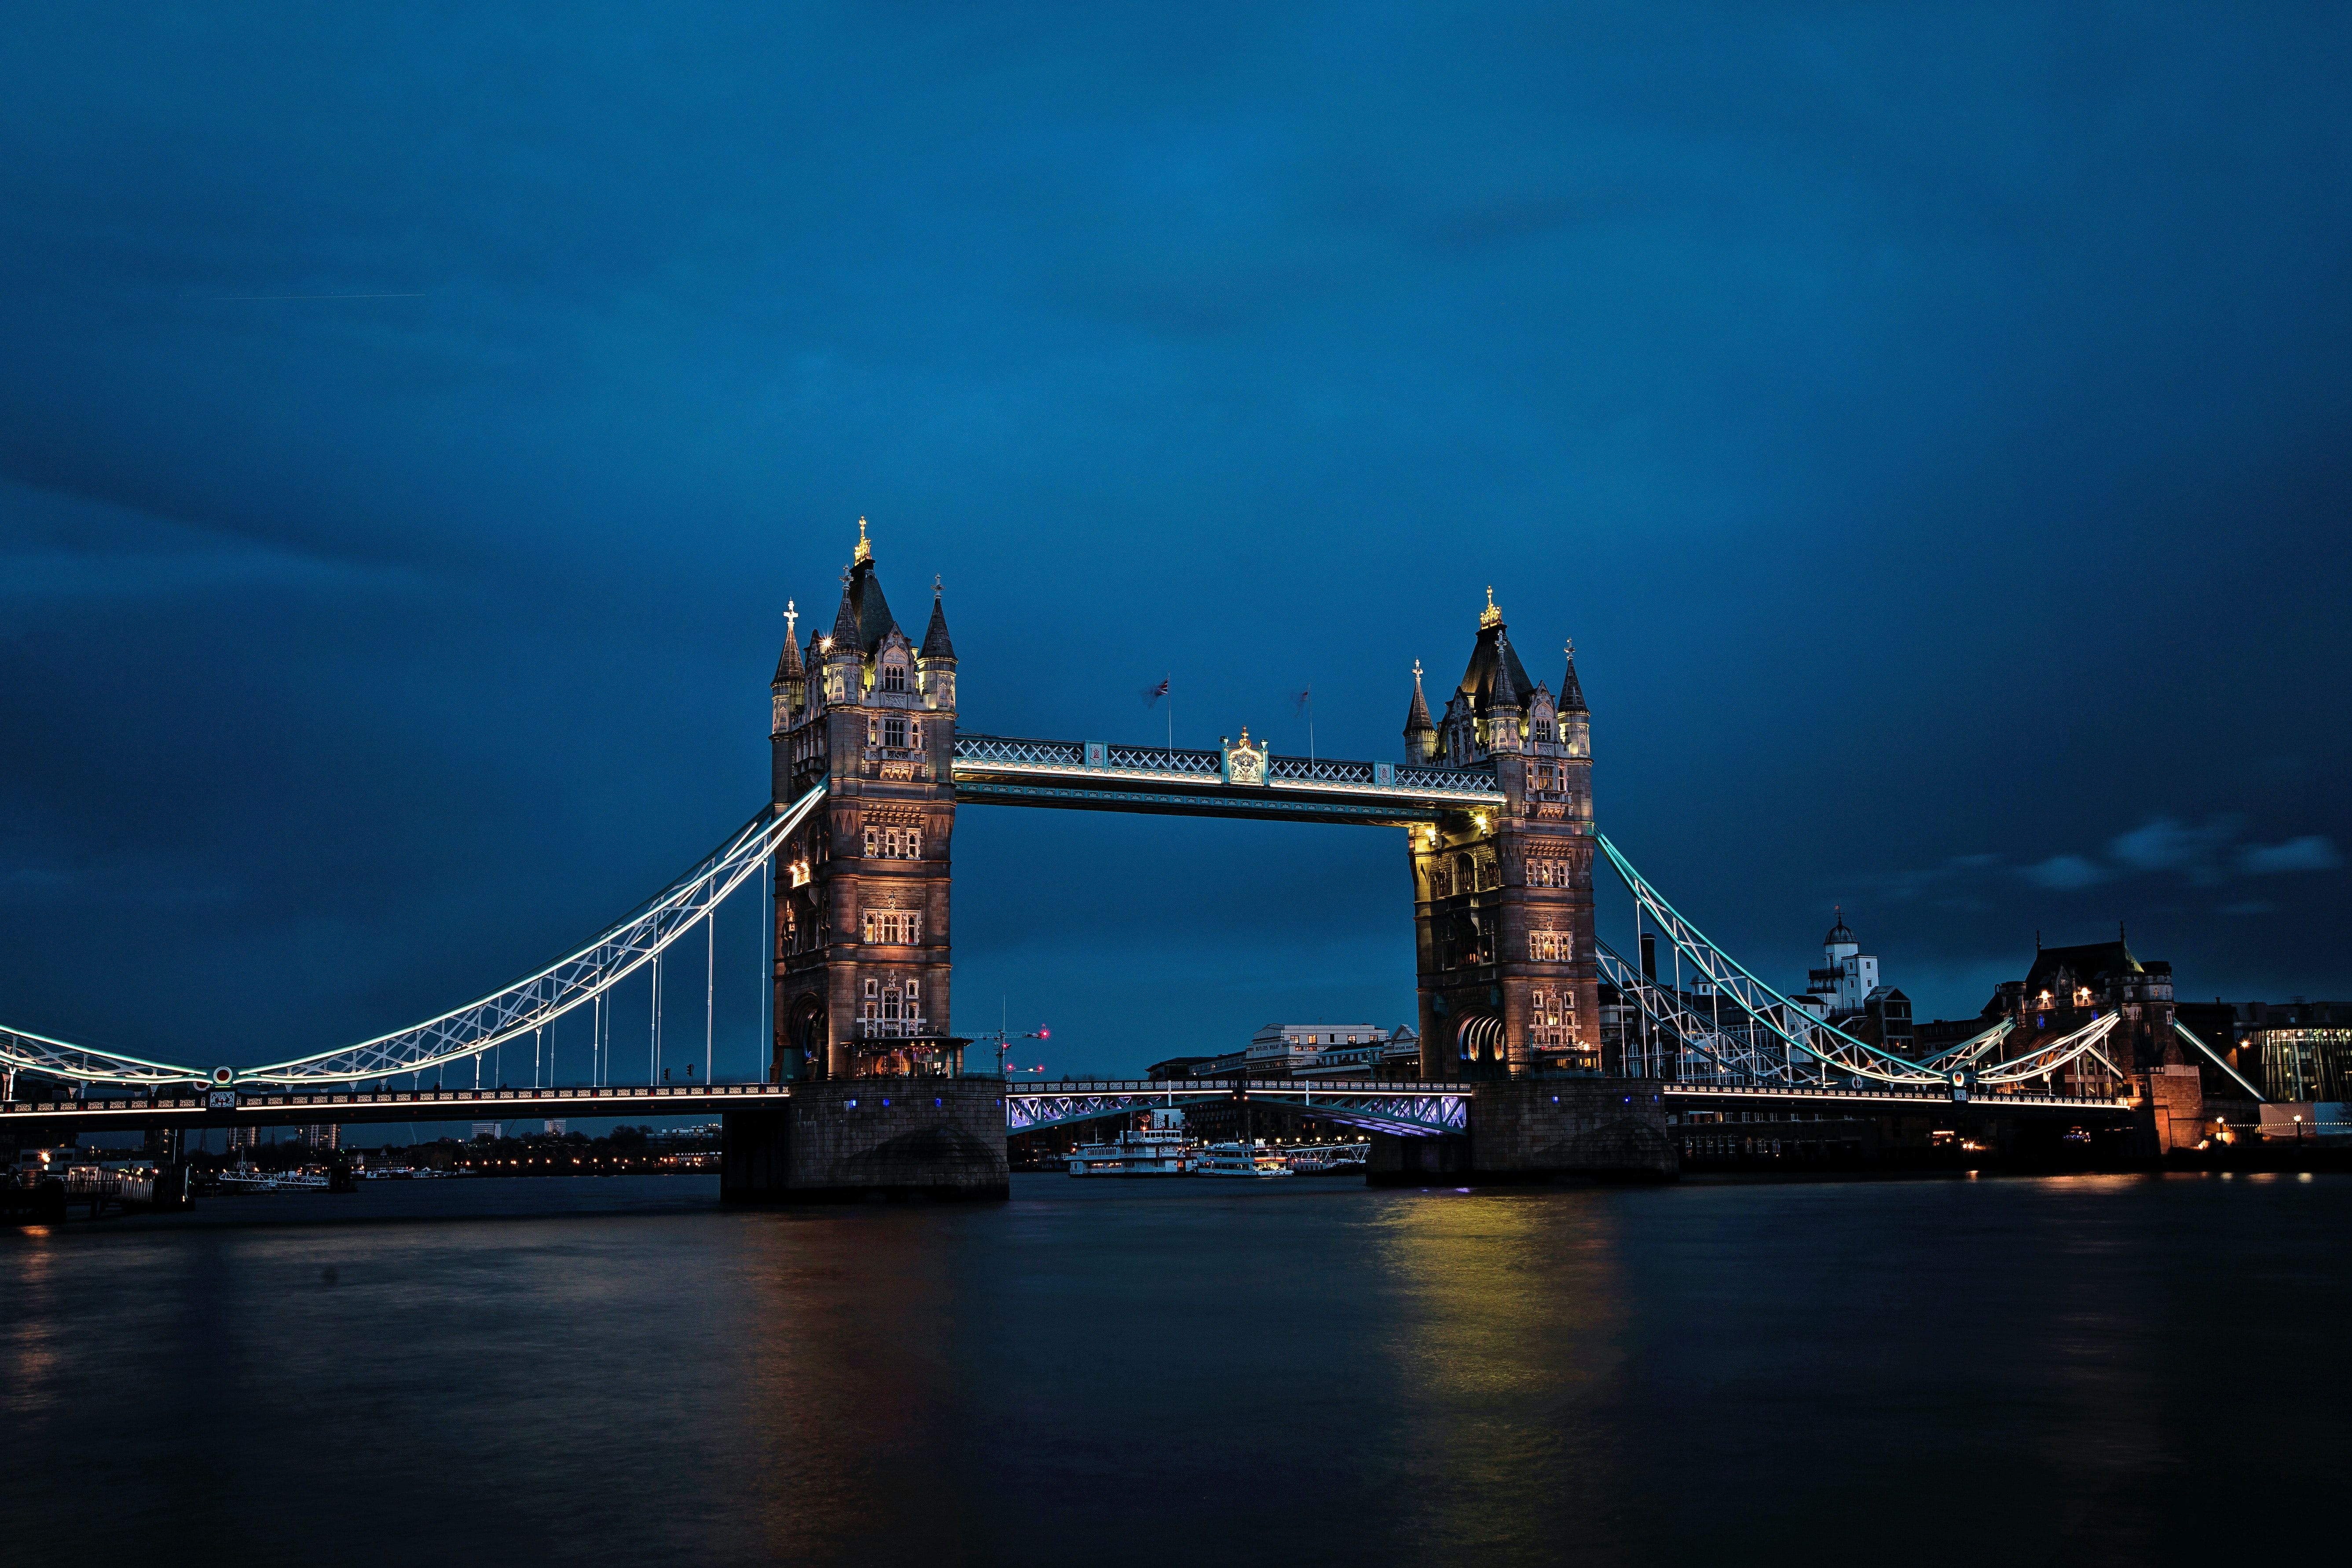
<box><xmin>2108</xmin><ymin>815</ymin><xmax>2240</xmax><ymax>879</ymax></box>
<box><xmin>2024</xmin><ymin>854</ymin><xmax>2110</xmax><ymax>890</ymax></box>
<box><xmin>2013</xmin><ymin>817</ymin><xmax>2339</xmax><ymax>890</ymax></box>
<box><xmin>2238</xmin><ymin>836</ymin><xmax>2342</xmax><ymax>875</ymax></box>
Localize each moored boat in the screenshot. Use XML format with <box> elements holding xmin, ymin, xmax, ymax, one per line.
<box><xmin>1194</xmin><ymin>1140</ymin><xmax>1293</xmax><ymax>1177</ymax></box>
<box><xmin>1066</xmin><ymin>1108</ymin><xmax>1195</xmax><ymax>1176</ymax></box>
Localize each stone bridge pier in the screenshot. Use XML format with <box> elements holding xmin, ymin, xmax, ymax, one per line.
<box><xmin>1367</xmin><ymin>1079</ymin><xmax>1678</xmax><ymax>1184</ymax></box>
<box><xmin>721</xmin><ymin>1079</ymin><xmax>1009</xmax><ymax>1204</ymax></box>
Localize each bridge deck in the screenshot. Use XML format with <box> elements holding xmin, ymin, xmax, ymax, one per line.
<box><xmin>2</xmin><ymin>1082</ymin><xmax>806</xmax><ymax>1131</ymax></box>
<box><xmin>1658</xmin><ymin>1081</ymin><xmax>2135</xmax><ymax>1117</ymax></box>
<box><xmin>2</xmin><ymin>1077</ymin><xmax>2133</xmax><ymax>1136</ymax></box>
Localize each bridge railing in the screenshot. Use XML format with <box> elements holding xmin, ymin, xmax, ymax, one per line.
<box><xmin>1103</xmin><ymin>744</ymin><xmax>1221</xmax><ymax>775</ymax></box>
<box><xmin>957</xmin><ymin>736</ymin><xmax>1089</xmax><ymax>768</ymax></box>
<box><xmin>955</xmin><ymin>734</ymin><xmax>1504</xmax><ymax>801</ymax></box>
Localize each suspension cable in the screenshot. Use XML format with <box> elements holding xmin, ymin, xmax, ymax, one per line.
<box><xmin>2</xmin><ymin>785</ymin><xmax>826</xmax><ymax>1088</ymax></box>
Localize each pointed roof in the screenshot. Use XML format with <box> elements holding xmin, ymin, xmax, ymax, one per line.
<box><xmin>828</xmin><ymin>570</ymin><xmax>862</xmax><ymax>651</ymax></box>
<box><xmin>920</xmin><ymin>578</ymin><xmax>956</xmax><ymax>660</ymax></box>
<box><xmin>1454</xmin><ymin>592</ymin><xmax>1535</xmax><ymax>716</ymax></box>
<box><xmin>1403</xmin><ymin>660</ymin><xmax>1435</xmax><ymax>736</ymax></box>
<box><xmin>1491</xmin><ymin>632</ymin><xmax>1523</xmax><ymax>710</ymax></box>
<box><xmin>772</xmin><ymin>599</ymin><xmax>806</xmax><ymax>685</ymax></box>
<box><xmin>1559</xmin><ymin>637</ymin><xmax>1588</xmax><ymax>714</ymax></box>
<box><xmin>834</xmin><ymin>518</ymin><xmax>902</xmax><ymax>655</ymax></box>
<box><xmin>850</xmin><ymin>558</ymin><xmax>900</xmax><ymax>654</ymax></box>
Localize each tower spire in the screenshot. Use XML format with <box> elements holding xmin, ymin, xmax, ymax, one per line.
<box><xmin>1558</xmin><ymin>635</ymin><xmax>1588</xmax><ymax>714</ymax></box>
<box><xmin>773</xmin><ymin>599</ymin><xmax>805</xmax><ymax>685</ymax></box>
<box><xmin>1403</xmin><ymin>658</ymin><xmax>1436</xmax><ymax>760</ymax></box>
<box><xmin>920</xmin><ymin>576</ymin><xmax>957</xmax><ymax>661</ymax></box>
<box><xmin>829</xmin><ymin>564</ymin><xmax>860</xmax><ymax>648</ymax></box>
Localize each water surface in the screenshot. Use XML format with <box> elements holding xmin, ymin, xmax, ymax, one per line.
<box><xmin>8</xmin><ymin>1172</ymin><xmax>2345</xmax><ymax>1566</ymax></box>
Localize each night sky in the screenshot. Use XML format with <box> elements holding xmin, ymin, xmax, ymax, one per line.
<box><xmin>4</xmin><ymin>5</ymin><xmax>2347</xmax><ymax>1083</ymax></box>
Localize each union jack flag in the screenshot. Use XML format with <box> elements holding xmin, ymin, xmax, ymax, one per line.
<box><xmin>1141</xmin><ymin>678</ymin><xmax>1169</xmax><ymax>707</ymax></box>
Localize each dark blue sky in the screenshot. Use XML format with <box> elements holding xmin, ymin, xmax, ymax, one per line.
<box><xmin>4</xmin><ymin>4</ymin><xmax>2347</xmax><ymax>1081</ymax></box>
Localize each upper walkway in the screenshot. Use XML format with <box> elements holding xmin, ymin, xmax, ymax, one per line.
<box><xmin>951</xmin><ymin>734</ymin><xmax>1514</xmax><ymax>828</ymax></box>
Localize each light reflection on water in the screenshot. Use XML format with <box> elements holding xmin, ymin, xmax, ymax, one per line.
<box><xmin>5</xmin><ymin>1172</ymin><xmax>2346</xmax><ymax>1566</ymax></box>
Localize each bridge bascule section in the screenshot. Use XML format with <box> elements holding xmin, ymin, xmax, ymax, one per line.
<box><xmin>4</xmin><ymin>520</ymin><xmax>2182</xmax><ymax>1196</ymax></box>
<box><xmin>1005</xmin><ymin>1082</ymin><xmax>1469</xmax><ymax>1140</ymax></box>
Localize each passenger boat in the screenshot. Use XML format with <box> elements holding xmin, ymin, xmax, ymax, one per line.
<box><xmin>1194</xmin><ymin>1140</ymin><xmax>1294</xmax><ymax>1177</ymax></box>
<box><xmin>1066</xmin><ymin>1108</ymin><xmax>1195</xmax><ymax>1176</ymax></box>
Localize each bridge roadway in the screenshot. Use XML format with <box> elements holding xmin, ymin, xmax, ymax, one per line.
<box><xmin>2</xmin><ymin>1081</ymin><xmax>799</xmax><ymax>1132</ymax></box>
<box><xmin>1</xmin><ymin>1077</ymin><xmax>2135</xmax><ymax>1138</ymax></box>
<box><xmin>0</xmin><ymin>1079</ymin><xmax>1473</xmax><ymax>1138</ymax></box>
<box><xmin>1658</xmin><ymin>1082</ymin><xmax>2135</xmax><ymax>1120</ymax></box>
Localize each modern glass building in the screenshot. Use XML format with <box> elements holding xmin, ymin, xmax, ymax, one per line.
<box><xmin>2255</xmin><ymin>1028</ymin><xmax>2352</xmax><ymax>1103</ymax></box>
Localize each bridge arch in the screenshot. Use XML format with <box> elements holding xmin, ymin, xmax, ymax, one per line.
<box><xmin>1456</xmin><ymin>1013</ymin><xmax>1506</xmax><ymax>1071</ymax></box>
<box><xmin>784</xmin><ymin>996</ymin><xmax>828</xmax><ymax>1081</ymax></box>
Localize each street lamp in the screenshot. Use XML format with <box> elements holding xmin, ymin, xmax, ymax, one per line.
<box><xmin>989</xmin><ymin>1026</ymin><xmax>1048</xmax><ymax>1078</ymax></box>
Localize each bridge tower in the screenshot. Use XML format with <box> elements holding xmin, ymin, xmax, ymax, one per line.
<box><xmin>1406</xmin><ymin>591</ymin><xmax>1599</xmax><ymax>1080</ymax></box>
<box><xmin>769</xmin><ymin>520</ymin><xmax>960</xmax><ymax>1080</ymax></box>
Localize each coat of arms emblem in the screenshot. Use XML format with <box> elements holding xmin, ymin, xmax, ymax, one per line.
<box><xmin>1223</xmin><ymin>726</ymin><xmax>1268</xmax><ymax>786</ymax></box>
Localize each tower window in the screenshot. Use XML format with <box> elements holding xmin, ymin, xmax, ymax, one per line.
<box><xmin>1533</xmin><ymin>719</ymin><xmax>1552</xmax><ymax>742</ymax></box>
<box><xmin>1529</xmin><ymin>930</ymin><xmax>1569</xmax><ymax>963</ymax></box>
<box><xmin>881</xmin><ymin>660</ymin><xmax>908</xmax><ymax>692</ymax></box>
<box><xmin>1530</xmin><ymin>987</ymin><xmax>1575</xmax><ymax>1049</ymax></box>
<box><xmin>859</xmin><ymin>974</ymin><xmax>927</xmax><ymax>1038</ymax></box>
<box><xmin>862</xmin><ymin>824</ymin><xmax>922</xmax><ymax>859</ymax></box>
<box><xmin>883</xmin><ymin>715</ymin><xmax>908</xmax><ymax>748</ymax></box>
<box><xmin>861</xmin><ymin>910</ymin><xmax>923</xmax><ymax>944</ymax></box>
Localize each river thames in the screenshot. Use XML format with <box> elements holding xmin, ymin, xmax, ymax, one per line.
<box><xmin>8</xmin><ymin>1172</ymin><xmax>2346</xmax><ymax>1566</ymax></box>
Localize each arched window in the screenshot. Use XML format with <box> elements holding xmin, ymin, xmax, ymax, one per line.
<box><xmin>880</xmin><ymin>658</ymin><xmax>909</xmax><ymax>692</ymax></box>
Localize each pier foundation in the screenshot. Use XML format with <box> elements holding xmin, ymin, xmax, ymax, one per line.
<box><xmin>721</xmin><ymin>1078</ymin><xmax>1008</xmax><ymax>1203</ymax></box>
<box><xmin>1367</xmin><ymin>1077</ymin><xmax>1678</xmax><ymax>1185</ymax></box>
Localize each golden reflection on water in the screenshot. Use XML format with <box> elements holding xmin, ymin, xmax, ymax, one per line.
<box><xmin>1369</xmin><ymin>1192</ymin><xmax>1632</xmax><ymax>1560</ymax></box>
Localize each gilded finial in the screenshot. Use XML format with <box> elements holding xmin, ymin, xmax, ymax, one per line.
<box><xmin>1564</xmin><ymin>636</ymin><xmax>1575</xmax><ymax>660</ymax></box>
<box><xmin>1412</xmin><ymin>658</ymin><xmax>1424</xmax><ymax>684</ymax></box>
<box><xmin>854</xmin><ymin>515</ymin><xmax>872</xmax><ymax>564</ymax></box>
<box><xmin>784</xmin><ymin>600</ymin><xmax>798</xmax><ymax>639</ymax></box>
<box><xmin>934</xmin><ymin>573</ymin><xmax>942</xmax><ymax>598</ymax></box>
<box><xmin>1479</xmin><ymin>586</ymin><xmax>1502</xmax><ymax>630</ymax></box>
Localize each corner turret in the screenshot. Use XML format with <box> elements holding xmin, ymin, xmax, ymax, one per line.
<box><xmin>918</xmin><ymin>581</ymin><xmax>959</xmax><ymax>715</ymax></box>
<box><xmin>771</xmin><ymin>599</ymin><xmax>805</xmax><ymax>733</ymax></box>
<box><xmin>1487</xmin><ymin>631</ymin><xmax>1524</xmax><ymax>752</ymax></box>
<box><xmin>821</xmin><ymin>569</ymin><xmax>862</xmax><ymax>705</ymax></box>
<box><xmin>1402</xmin><ymin>660</ymin><xmax>1436</xmax><ymax>763</ymax></box>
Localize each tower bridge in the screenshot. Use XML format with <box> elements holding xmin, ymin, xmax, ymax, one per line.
<box><xmin>4</xmin><ymin>520</ymin><xmax>2191</xmax><ymax>1201</ymax></box>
